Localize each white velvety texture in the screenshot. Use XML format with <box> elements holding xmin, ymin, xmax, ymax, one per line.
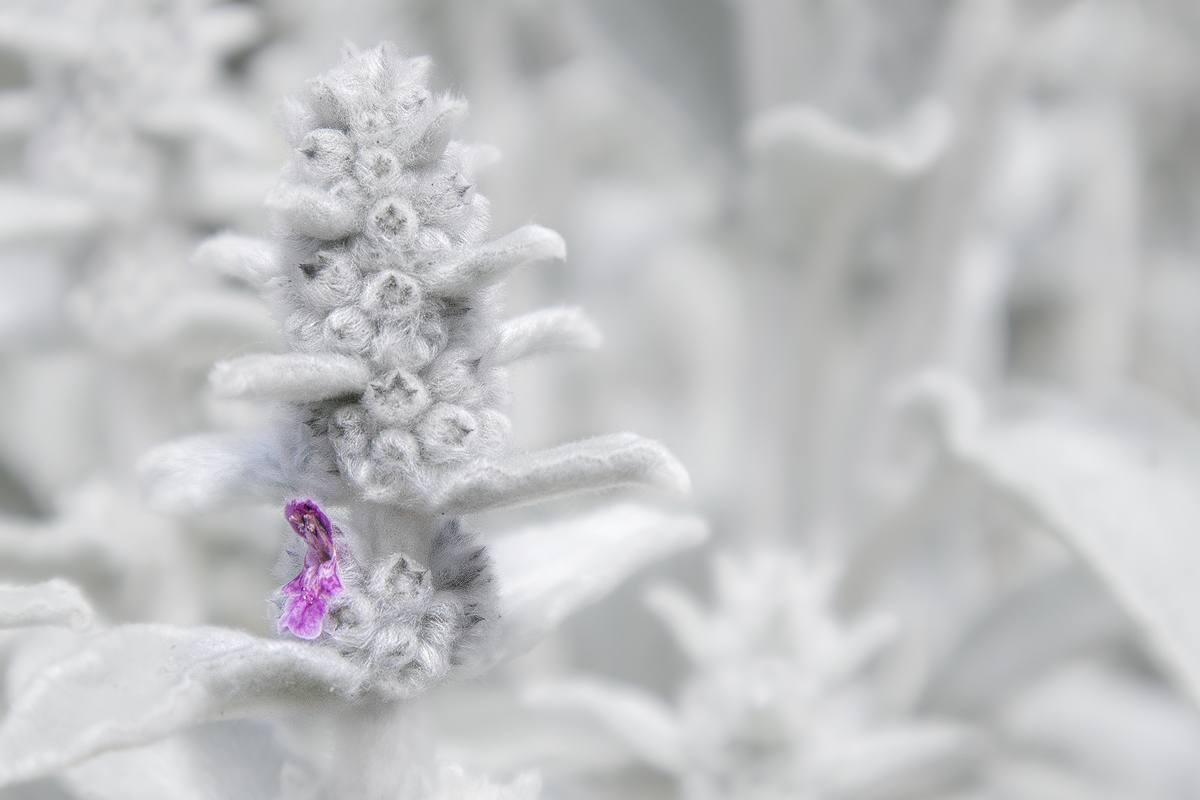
<box><xmin>191</xmin><ymin>233</ymin><xmax>282</xmax><ymax>288</ymax></box>
<box><xmin>432</xmin><ymin>433</ymin><xmax>691</xmax><ymax>514</ymax></box>
<box><xmin>209</xmin><ymin>352</ymin><xmax>371</xmax><ymax>403</ymax></box>
<box><xmin>487</xmin><ymin>307</ymin><xmax>603</xmax><ymax>367</ymax></box>
<box><xmin>0</xmin><ymin>624</ymin><xmax>362</xmax><ymax>786</ymax></box>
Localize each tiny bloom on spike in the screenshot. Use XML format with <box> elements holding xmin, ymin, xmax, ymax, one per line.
<box><xmin>279</xmin><ymin>498</ymin><xmax>344</xmax><ymax>639</ymax></box>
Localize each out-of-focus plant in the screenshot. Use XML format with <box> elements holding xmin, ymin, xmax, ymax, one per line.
<box><xmin>0</xmin><ymin>29</ymin><xmax>704</xmax><ymax>800</ymax></box>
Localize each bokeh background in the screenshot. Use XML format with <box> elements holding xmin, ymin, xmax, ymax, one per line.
<box><xmin>3</xmin><ymin>1</ymin><xmax>1200</xmax><ymax>798</ymax></box>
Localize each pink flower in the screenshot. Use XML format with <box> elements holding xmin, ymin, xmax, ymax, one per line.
<box><xmin>278</xmin><ymin>498</ymin><xmax>344</xmax><ymax>639</ymax></box>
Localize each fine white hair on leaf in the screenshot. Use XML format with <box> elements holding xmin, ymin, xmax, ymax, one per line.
<box><xmin>0</xmin><ymin>624</ymin><xmax>363</xmax><ymax>787</ymax></box>
<box><xmin>137</xmin><ymin>431</ymin><xmax>288</xmax><ymax>512</ymax></box>
<box><xmin>432</xmin><ymin>433</ymin><xmax>691</xmax><ymax>514</ymax></box>
<box><xmin>191</xmin><ymin>233</ymin><xmax>281</xmax><ymax>287</ymax></box>
<box><xmin>209</xmin><ymin>352</ymin><xmax>370</xmax><ymax>402</ymax></box>
<box><xmin>486</xmin><ymin>307</ymin><xmax>602</xmax><ymax>367</ymax></box>
<box><xmin>421</xmin><ymin>225</ymin><xmax>567</xmax><ymax>296</ymax></box>
<box><xmin>0</xmin><ymin>580</ymin><xmax>94</xmax><ymax>632</ymax></box>
<box><xmin>265</xmin><ymin>181</ymin><xmax>367</xmax><ymax>241</ymax></box>
<box><xmin>404</xmin><ymin>101</ymin><xmax>467</xmax><ymax>166</ymax></box>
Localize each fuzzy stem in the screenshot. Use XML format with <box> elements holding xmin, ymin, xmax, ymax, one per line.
<box><xmin>348</xmin><ymin>502</ymin><xmax>438</xmax><ymax>565</ymax></box>
<box><xmin>332</xmin><ymin>696</ymin><xmax>433</xmax><ymax>800</ymax></box>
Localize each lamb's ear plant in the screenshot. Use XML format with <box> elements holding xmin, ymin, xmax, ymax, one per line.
<box><xmin>142</xmin><ymin>38</ymin><xmax>693</xmax><ymax>687</ymax></box>
<box><xmin>0</xmin><ymin>42</ymin><xmax>702</xmax><ymax>798</ymax></box>
<box><xmin>147</xmin><ymin>43</ymin><xmax>688</xmax><ymax>521</ymax></box>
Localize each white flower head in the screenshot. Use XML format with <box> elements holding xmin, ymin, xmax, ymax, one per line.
<box><xmin>142</xmin><ymin>43</ymin><xmax>689</xmax><ymax>517</ymax></box>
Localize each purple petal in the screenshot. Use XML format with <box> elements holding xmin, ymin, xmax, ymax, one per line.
<box><xmin>281</xmin><ymin>571</ymin><xmax>305</xmax><ymax>598</ymax></box>
<box><xmin>279</xmin><ymin>592</ymin><xmax>330</xmax><ymax>639</ymax></box>
<box><xmin>285</xmin><ymin>498</ymin><xmax>336</xmax><ymax>557</ymax></box>
<box><xmin>317</xmin><ymin>558</ymin><xmax>343</xmax><ymax>596</ymax></box>
<box><xmin>278</xmin><ymin>497</ymin><xmax>345</xmax><ymax>639</ymax></box>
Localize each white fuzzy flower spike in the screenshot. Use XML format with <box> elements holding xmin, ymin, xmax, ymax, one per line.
<box><xmin>147</xmin><ymin>42</ymin><xmax>687</xmax><ymax>515</ymax></box>
<box><xmin>132</xmin><ymin>42</ymin><xmax>699</xmax><ymax>712</ymax></box>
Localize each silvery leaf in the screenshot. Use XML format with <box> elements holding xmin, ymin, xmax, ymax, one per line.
<box><xmin>0</xmin><ymin>624</ymin><xmax>361</xmax><ymax>786</ymax></box>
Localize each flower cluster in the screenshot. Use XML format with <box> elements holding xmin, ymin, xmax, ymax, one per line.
<box><xmin>277</xmin><ymin>498</ymin><xmax>344</xmax><ymax>639</ymax></box>
<box><xmin>153</xmin><ymin>43</ymin><xmax>687</xmax><ymax>519</ymax></box>
<box><xmin>265</xmin><ymin>47</ymin><xmax>519</xmax><ymax>504</ymax></box>
<box><xmin>137</xmin><ymin>42</ymin><xmax>692</xmax><ymax>699</ymax></box>
<box><xmin>277</xmin><ymin>496</ymin><xmax>497</xmax><ymax>694</ymax></box>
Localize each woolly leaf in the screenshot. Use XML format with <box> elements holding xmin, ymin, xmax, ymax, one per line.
<box><xmin>488</xmin><ymin>307</ymin><xmax>602</xmax><ymax>366</ymax></box>
<box><xmin>406</xmin><ymin>100</ymin><xmax>468</xmax><ymax>166</ymax></box>
<box><xmin>422</xmin><ymin>225</ymin><xmax>566</xmax><ymax>296</ymax></box>
<box><xmin>0</xmin><ymin>624</ymin><xmax>361</xmax><ymax>787</ymax></box>
<box><xmin>265</xmin><ymin>183</ymin><xmax>366</xmax><ymax>241</ymax></box>
<box><xmin>489</xmin><ymin>504</ymin><xmax>707</xmax><ymax>659</ymax></box>
<box><xmin>191</xmin><ymin>233</ymin><xmax>280</xmax><ymax>287</ymax></box>
<box><xmin>433</xmin><ymin>433</ymin><xmax>691</xmax><ymax>514</ymax></box>
<box><xmin>0</xmin><ymin>580</ymin><xmax>94</xmax><ymax>631</ymax></box>
<box><xmin>908</xmin><ymin>372</ymin><xmax>1200</xmax><ymax>708</ymax></box>
<box><xmin>210</xmin><ymin>353</ymin><xmax>370</xmax><ymax>403</ymax></box>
